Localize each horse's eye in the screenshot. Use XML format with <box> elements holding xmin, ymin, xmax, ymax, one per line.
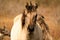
<box><xmin>22</xmin><ymin>13</ymin><xmax>26</xmax><ymax>28</ymax></box>
<box><xmin>22</xmin><ymin>18</ymin><xmax>25</xmax><ymax>26</ymax></box>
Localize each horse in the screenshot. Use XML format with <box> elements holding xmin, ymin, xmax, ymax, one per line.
<box><xmin>11</xmin><ymin>2</ymin><xmax>53</xmax><ymax>40</ymax></box>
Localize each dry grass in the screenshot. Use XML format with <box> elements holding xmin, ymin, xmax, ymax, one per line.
<box><xmin>0</xmin><ymin>0</ymin><xmax>60</xmax><ymax>40</ymax></box>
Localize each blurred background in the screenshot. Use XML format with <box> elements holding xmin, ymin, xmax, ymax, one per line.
<box><xmin>0</xmin><ymin>0</ymin><xmax>60</xmax><ymax>40</ymax></box>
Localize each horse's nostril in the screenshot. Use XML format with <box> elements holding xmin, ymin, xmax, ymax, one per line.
<box><xmin>28</xmin><ymin>25</ymin><xmax>34</xmax><ymax>32</ymax></box>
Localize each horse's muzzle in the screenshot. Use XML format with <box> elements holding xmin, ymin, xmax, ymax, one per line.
<box><xmin>27</xmin><ymin>25</ymin><xmax>35</xmax><ymax>32</ymax></box>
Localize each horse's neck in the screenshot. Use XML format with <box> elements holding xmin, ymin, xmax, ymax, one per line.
<box><xmin>13</xmin><ymin>14</ymin><xmax>23</xmax><ymax>30</ymax></box>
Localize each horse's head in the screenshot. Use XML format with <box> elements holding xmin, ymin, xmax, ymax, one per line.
<box><xmin>21</xmin><ymin>2</ymin><xmax>38</xmax><ymax>33</ymax></box>
<box><xmin>20</xmin><ymin>2</ymin><xmax>43</xmax><ymax>40</ymax></box>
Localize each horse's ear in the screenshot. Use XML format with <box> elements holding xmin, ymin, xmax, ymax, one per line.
<box><xmin>25</xmin><ymin>2</ymin><xmax>29</xmax><ymax>9</ymax></box>
<box><xmin>33</xmin><ymin>14</ymin><xmax>37</xmax><ymax>24</ymax></box>
<box><xmin>35</xmin><ymin>3</ymin><xmax>38</xmax><ymax>9</ymax></box>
